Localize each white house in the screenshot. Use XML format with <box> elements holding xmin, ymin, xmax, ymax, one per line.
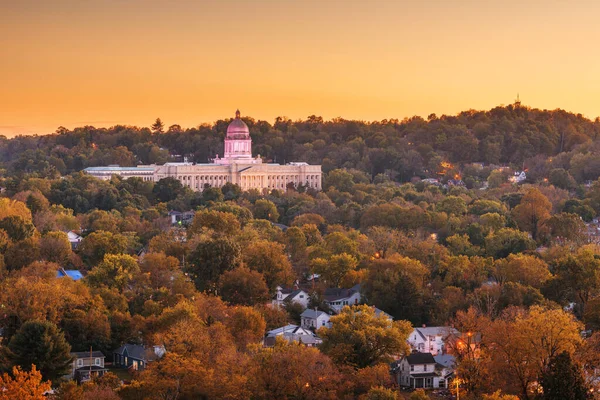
<box><xmin>67</xmin><ymin>231</ymin><xmax>83</xmax><ymax>250</ymax></box>
<box><xmin>300</xmin><ymin>309</ymin><xmax>331</xmax><ymax>330</ymax></box>
<box><xmin>323</xmin><ymin>284</ymin><xmax>361</xmax><ymax>313</ymax></box>
<box><xmin>393</xmin><ymin>352</ymin><xmax>453</xmax><ymax>389</ymax></box>
<box><xmin>272</xmin><ymin>287</ymin><xmax>309</xmax><ymax>309</ymax></box>
<box><xmin>264</xmin><ymin>324</ymin><xmax>321</xmax><ymax>347</ymax></box>
<box><xmin>408</xmin><ymin>326</ymin><xmax>458</xmax><ymax>356</ymax></box>
<box><xmin>509</xmin><ymin>171</ymin><xmax>527</xmax><ymax>183</ymax></box>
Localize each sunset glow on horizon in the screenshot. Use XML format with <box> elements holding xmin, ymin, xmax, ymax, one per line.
<box><xmin>2</xmin><ymin>0</ymin><xmax>600</xmax><ymax>136</ymax></box>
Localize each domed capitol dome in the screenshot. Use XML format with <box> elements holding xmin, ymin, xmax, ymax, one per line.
<box><xmin>226</xmin><ymin>109</ymin><xmax>250</xmax><ymax>139</ymax></box>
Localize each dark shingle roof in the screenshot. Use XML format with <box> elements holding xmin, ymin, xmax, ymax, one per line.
<box><xmin>71</xmin><ymin>351</ymin><xmax>105</xmax><ymax>359</ymax></box>
<box><xmin>114</xmin><ymin>344</ymin><xmax>147</xmax><ymax>360</ymax></box>
<box><xmin>406</xmin><ymin>352</ymin><xmax>436</xmax><ymax>365</ymax></box>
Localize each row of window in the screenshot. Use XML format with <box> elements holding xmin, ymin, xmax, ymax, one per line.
<box><xmin>76</xmin><ymin>358</ymin><xmax>102</xmax><ymax>367</ymax></box>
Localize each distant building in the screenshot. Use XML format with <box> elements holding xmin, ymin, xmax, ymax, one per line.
<box><xmin>392</xmin><ymin>351</ymin><xmax>454</xmax><ymax>389</ymax></box>
<box><xmin>272</xmin><ymin>286</ymin><xmax>309</xmax><ymax>309</ymax></box>
<box><xmin>300</xmin><ymin>309</ymin><xmax>331</xmax><ymax>330</ymax></box>
<box><xmin>57</xmin><ymin>268</ymin><xmax>84</xmax><ymax>281</ymax></box>
<box><xmin>70</xmin><ymin>351</ymin><xmax>107</xmax><ymax>383</ymax></box>
<box><xmin>408</xmin><ymin>326</ymin><xmax>459</xmax><ymax>356</ymax></box>
<box><xmin>85</xmin><ymin>110</ymin><xmax>322</xmax><ymax>192</ymax></box>
<box><xmin>264</xmin><ymin>324</ymin><xmax>321</xmax><ymax>347</ymax></box>
<box><xmin>323</xmin><ymin>284</ymin><xmax>361</xmax><ymax>313</ymax></box>
<box><xmin>67</xmin><ymin>231</ymin><xmax>83</xmax><ymax>250</ymax></box>
<box><xmin>113</xmin><ymin>344</ymin><xmax>165</xmax><ymax>371</ymax></box>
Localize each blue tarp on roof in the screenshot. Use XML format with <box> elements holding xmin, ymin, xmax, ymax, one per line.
<box><xmin>57</xmin><ymin>270</ymin><xmax>84</xmax><ymax>281</ymax></box>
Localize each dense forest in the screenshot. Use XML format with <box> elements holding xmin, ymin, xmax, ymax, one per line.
<box><xmin>0</xmin><ymin>104</ymin><xmax>600</xmax><ymax>399</ymax></box>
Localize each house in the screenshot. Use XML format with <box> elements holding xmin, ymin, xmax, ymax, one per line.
<box><xmin>113</xmin><ymin>344</ymin><xmax>165</xmax><ymax>371</ymax></box>
<box><xmin>393</xmin><ymin>351</ymin><xmax>452</xmax><ymax>389</ymax></box>
<box><xmin>408</xmin><ymin>326</ymin><xmax>458</xmax><ymax>356</ymax></box>
<box><xmin>67</xmin><ymin>231</ymin><xmax>83</xmax><ymax>250</ymax></box>
<box><xmin>264</xmin><ymin>324</ymin><xmax>322</xmax><ymax>347</ymax></box>
<box><xmin>300</xmin><ymin>309</ymin><xmax>331</xmax><ymax>330</ymax></box>
<box><xmin>272</xmin><ymin>286</ymin><xmax>309</xmax><ymax>309</ymax></box>
<box><xmin>509</xmin><ymin>171</ymin><xmax>527</xmax><ymax>184</ymax></box>
<box><xmin>70</xmin><ymin>351</ymin><xmax>107</xmax><ymax>383</ymax></box>
<box><xmin>168</xmin><ymin>210</ymin><xmax>195</xmax><ymax>226</ymax></box>
<box><xmin>323</xmin><ymin>284</ymin><xmax>361</xmax><ymax>313</ymax></box>
<box><xmin>373</xmin><ymin>307</ymin><xmax>393</xmax><ymax>320</ymax></box>
<box><xmin>57</xmin><ymin>268</ymin><xmax>84</xmax><ymax>281</ymax></box>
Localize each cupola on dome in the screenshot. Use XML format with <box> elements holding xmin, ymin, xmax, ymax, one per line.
<box><xmin>226</xmin><ymin>109</ymin><xmax>250</xmax><ymax>138</ymax></box>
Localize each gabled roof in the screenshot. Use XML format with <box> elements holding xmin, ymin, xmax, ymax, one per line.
<box><xmin>434</xmin><ymin>354</ymin><xmax>456</xmax><ymax>369</ymax></box>
<box><xmin>413</xmin><ymin>326</ymin><xmax>458</xmax><ymax>340</ymax></box>
<box><xmin>266</xmin><ymin>324</ymin><xmax>313</xmax><ymax>337</ymax></box>
<box><xmin>114</xmin><ymin>344</ymin><xmax>162</xmax><ymax>361</ymax></box>
<box><xmin>406</xmin><ymin>352</ymin><xmax>436</xmax><ymax>365</ymax></box>
<box><xmin>71</xmin><ymin>351</ymin><xmax>105</xmax><ymax>359</ymax></box>
<box><xmin>300</xmin><ymin>309</ymin><xmax>329</xmax><ymax>319</ymax></box>
<box><xmin>323</xmin><ymin>284</ymin><xmax>361</xmax><ymax>302</ymax></box>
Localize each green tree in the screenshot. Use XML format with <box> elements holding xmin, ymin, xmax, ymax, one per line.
<box><xmin>0</xmin><ymin>215</ymin><xmax>35</xmax><ymax>242</ymax></box>
<box><xmin>151</xmin><ymin>117</ymin><xmax>164</xmax><ymax>134</ymax></box>
<box><xmin>319</xmin><ymin>305</ymin><xmax>412</xmax><ymax>369</ymax></box>
<box><xmin>153</xmin><ymin>177</ymin><xmax>184</xmax><ymax>203</ymax></box>
<box><xmin>253</xmin><ymin>199</ymin><xmax>280</xmax><ymax>222</ymax></box>
<box><xmin>78</xmin><ymin>230</ymin><xmax>132</xmax><ymax>266</ymax></box>
<box><xmin>4</xmin><ymin>320</ymin><xmax>72</xmax><ymax>382</ymax></box>
<box><xmin>485</xmin><ymin>228</ymin><xmax>536</xmax><ymax>259</ymax></box>
<box><xmin>86</xmin><ymin>254</ymin><xmax>140</xmax><ymax>290</ymax></box>
<box><xmin>187</xmin><ymin>237</ymin><xmax>242</xmax><ymax>292</ymax></box>
<box><xmin>539</xmin><ymin>351</ymin><xmax>590</xmax><ymax>400</ymax></box>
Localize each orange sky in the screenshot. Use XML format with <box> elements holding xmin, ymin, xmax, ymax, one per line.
<box><xmin>1</xmin><ymin>0</ymin><xmax>600</xmax><ymax>137</ymax></box>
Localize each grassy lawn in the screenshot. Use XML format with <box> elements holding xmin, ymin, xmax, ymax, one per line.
<box><xmin>106</xmin><ymin>366</ymin><xmax>133</xmax><ymax>383</ymax></box>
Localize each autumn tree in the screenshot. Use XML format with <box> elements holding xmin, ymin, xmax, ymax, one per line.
<box><xmin>310</xmin><ymin>253</ymin><xmax>358</xmax><ymax>288</ymax></box>
<box><xmin>86</xmin><ymin>254</ymin><xmax>140</xmax><ymax>290</ymax></box>
<box><xmin>511</xmin><ymin>188</ymin><xmax>552</xmax><ymax>240</ymax></box>
<box><xmin>483</xmin><ymin>306</ymin><xmax>583</xmax><ymax>399</ymax></box>
<box><xmin>188</xmin><ymin>209</ymin><xmax>241</xmax><ymax>237</ymax></box>
<box><xmin>247</xmin><ymin>340</ymin><xmax>345</xmax><ymax>400</ymax></box>
<box><xmin>0</xmin><ymin>366</ymin><xmax>51</xmax><ymax>400</ymax></box>
<box><xmin>243</xmin><ymin>240</ymin><xmax>293</xmax><ymax>291</ymax></box>
<box><xmin>319</xmin><ymin>305</ymin><xmax>412</xmax><ymax>369</ymax></box>
<box><xmin>218</xmin><ymin>266</ymin><xmax>270</xmax><ymax>306</ymax></box>
<box><xmin>39</xmin><ymin>231</ymin><xmax>72</xmax><ymax>264</ymax></box>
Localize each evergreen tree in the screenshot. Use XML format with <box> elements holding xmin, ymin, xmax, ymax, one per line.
<box><xmin>540</xmin><ymin>351</ymin><xmax>590</xmax><ymax>400</ymax></box>
<box><xmin>4</xmin><ymin>320</ymin><xmax>72</xmax><ymax>382</ymax></box>
<box><xmin>151</xmin><ymin>117</ymin><xmax>164</xmax><ymax>133</ymax></box>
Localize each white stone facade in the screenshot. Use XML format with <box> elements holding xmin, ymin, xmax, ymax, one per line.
<box><xmin>85</xmin><ymin>110</ymin><xmax>322</xmax><ymax>192</ymax></box>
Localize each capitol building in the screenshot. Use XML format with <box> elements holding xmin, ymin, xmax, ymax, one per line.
<box><xmin>85</xmin><ymin>111</ymin><xmax>322</xmax><ymax>192</ymax></box>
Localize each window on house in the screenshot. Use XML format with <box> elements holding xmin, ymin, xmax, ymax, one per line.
<box><xmin>299</xmin><ymin>295</ymin><xmax>304</xmax><ymax>298</ymax></box>
<box><xmin>424</xmin><ymin>365</ymin><xmax>427</xmax><ymax>372</ymax></box>
<box><xmin>77</xmin><ymin>359</ymin><xmax>83</xmax><ymax>367</ymax></box>
<box><xmin>95</xmin><ymin>358</ymin><xmax>101</xmax><ymax>366</ymax></box>
<box><xmin>410</xmin><ymin>365</ymin><xmax>414</xmax><ymax>372</ymax></box>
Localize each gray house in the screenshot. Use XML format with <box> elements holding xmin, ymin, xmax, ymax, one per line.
<box><xmin>70</xmin><ymin>351</ymin><xmax>107</xmax><ymax>383</ymax></box>
<box><xmin>113</xmin><ymin>344</ymin><xmax>165</xmax><ymax>371</ymax></box>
